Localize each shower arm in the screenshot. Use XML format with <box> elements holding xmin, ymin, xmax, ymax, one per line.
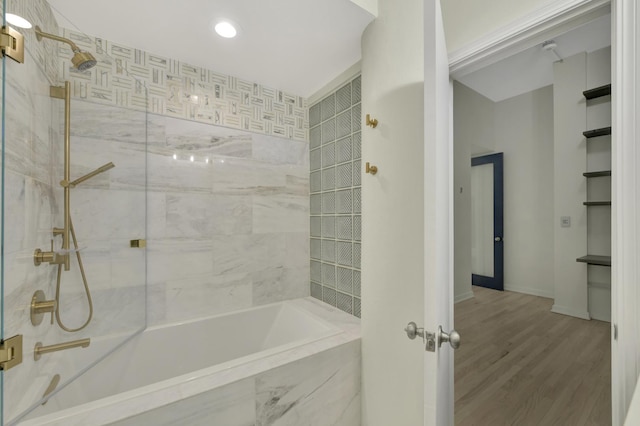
<box><xmin>35</xmin><ymin>26</ymin><xmax>82</xmax><ymax>53</ymax></box>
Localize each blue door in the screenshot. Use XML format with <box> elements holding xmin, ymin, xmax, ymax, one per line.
<box><xmin>471</xmin><ymin>153</ymin><xmax>504</xmax><ymax>291</ymax></box>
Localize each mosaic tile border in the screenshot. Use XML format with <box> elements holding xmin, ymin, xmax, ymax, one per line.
<box><xmin>57</xmin><ymin>28</ymin><xmax>308</xmax><ymax>142</ymax></box>
<box><xmin>310</xmin><ymin>75</ymin><xmax>362</xmax><ymax>318</ymax></box>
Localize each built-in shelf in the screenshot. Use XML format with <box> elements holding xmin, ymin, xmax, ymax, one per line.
<box><xmin>583</xmin><ymin>170</ymin><xmax>611</xmax><ymax>178</ymax></box>
<box><xmin>583</xmin><ymin>127</ymin><xmax>612</xmax><ymax>138</ymax></box>
<box><xmin>576</xmin><ymin>255</ymin><xmax>611</xmax><ymax>267</ymax></box>
<box><xmin>583</xmin><ymin>201</ymin><xmax>612</xmax><ymax>206</ymax></box>
<box><xmin>583</xmin><ymin>84</ymin><xmax>612</xmax><ymax>100</ymax></box>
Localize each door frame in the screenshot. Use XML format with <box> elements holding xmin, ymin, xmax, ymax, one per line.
<box><xmin>447</xmin><ymin>0</ymin><xmax>638</xmax><ymax>423</ymax></box>
<box><xmin>470</xmin><ymin>153</ymin><xmax>504</xmax><ymax>291</ymax></box>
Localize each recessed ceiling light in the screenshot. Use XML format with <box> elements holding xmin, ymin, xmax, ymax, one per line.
<box><xmin>6</xmin><ymin>13</ymin><xmax>32</xmax><ymax>29</ymax></box>
<box><xmin>214</xmin><ymin>21</ymin><xmax>237</xmax><ymax>38</ymax></box>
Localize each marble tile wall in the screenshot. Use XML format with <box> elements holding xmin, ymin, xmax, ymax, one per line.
<box><xmin>309</xmin><ymin>76</ymin><xmax>362</xmax><ymax>318</ymax></box>
<box><xmin>55</xmin><ymin>29</ymin><xmax>308</xmax><ymax>141</ymax></box>
<box><xmin>139</xmin><ymin>112</ymin><xmax>310</xmax><ymax>325</ymax></box>
<box><xmin>0</xmin><ymin>1</ymin><xmax>144</xmax><ymax>422</ymax></box>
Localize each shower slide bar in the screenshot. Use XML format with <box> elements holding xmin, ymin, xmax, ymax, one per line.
<box><xmin>32</xmin><ymin>80</ymin><xmax>115</xmax><ymax>333</ymax></box>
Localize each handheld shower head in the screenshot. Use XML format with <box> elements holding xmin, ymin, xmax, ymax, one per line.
<box><xmin>34</xmin><ymin>25</ymin><xmax>97</xmax><ymax>71</ymax></box>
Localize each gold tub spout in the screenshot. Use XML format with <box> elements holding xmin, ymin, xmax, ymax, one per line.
<box><xmin>34</xmin><ymin>338</ymin><xmax>90</xmax><ymax>361</ymax></box>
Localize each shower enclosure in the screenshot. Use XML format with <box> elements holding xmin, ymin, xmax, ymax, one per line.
<box><xmin>0</xmin><ymin>0</ymin><xmax>148</xmax><ymax>423</ymax></box>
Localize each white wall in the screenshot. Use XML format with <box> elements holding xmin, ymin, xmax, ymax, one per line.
<box><xmin>494</xmin><ymin>86</ymin><xmax>555</xmax><ymax>298</ymax></box>
<box><xmin>454</xmin><ymin>82</ymin><xmax>555</xmax><ymax>301</ymax></box>
<box><xmin>453</xmin><ymin>82</ymin><xmax>494</xmax><ymax>302</ymax></box>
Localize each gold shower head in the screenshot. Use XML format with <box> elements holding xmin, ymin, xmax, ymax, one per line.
<box><xmin>34</xmin><ymin>25</ymin><xmax>97</xmax><ymax>71</ymax></box>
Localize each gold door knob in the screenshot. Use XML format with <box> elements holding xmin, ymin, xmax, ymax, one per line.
<box><xmin>366</xmin><ymin>162</ymin><xmax>378</xmax><ymax>175</ymax></box>
<box><xmin>366</xmin><ymin>114</ymin><xmax>378</xmax><ymax>128</ymax></box>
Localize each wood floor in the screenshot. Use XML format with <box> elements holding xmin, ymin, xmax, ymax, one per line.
<box><xmin>454</xmin><ymin>286</ymin><xmax>611</xmax><ymax>426</ymax></box>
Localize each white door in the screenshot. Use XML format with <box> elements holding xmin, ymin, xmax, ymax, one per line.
<box><xmin>361</xmin><ymin>0</ymin><xmax>454</xmax><ymax>425</ymax></box>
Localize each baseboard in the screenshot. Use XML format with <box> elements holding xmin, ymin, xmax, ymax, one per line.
<box><xmin>504</xmin><ymin>285</ymin><xmax>554</xmax><ymax>299</ymax></box>
<box><xmin>455</xmin><ymin>291</ymin><xmax>475</xmax><ymax>304</ymax></box>
<box><xmin>550</xmin><ymin>304</ymin><xmax>591</xmax><ymax>320</ymax></box>
<box><xmin>589</xmin><ymin>310</ymin><xmax>611</xmax><ymax>322</ymax></box>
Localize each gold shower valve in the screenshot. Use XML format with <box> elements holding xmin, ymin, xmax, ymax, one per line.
<box><xmin>31</xmin><ymin>290</ymin><xmax>56</xmax><ymax>326</ymax></box>
<box><xmin>366</xmin><ymin>114</ymin><xmax>378</xmax><ymax>128</ymax></box>
<box><xmin>366</xmin><ymin>162</ymin><xmax>378</xmax><ymax>175</ymax></box>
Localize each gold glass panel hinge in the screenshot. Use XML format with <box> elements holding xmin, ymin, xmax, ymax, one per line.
<box><xmin>1</xmin><ymin>26</ymin><xmax>25</xmax><ymax>64</ymax></box>
<box><xmin>0</xmin><ymin>335</ymin><xmax>23</xmax><ymax>370</ymax></box>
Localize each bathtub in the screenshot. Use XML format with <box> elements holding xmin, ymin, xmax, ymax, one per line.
<box><xmin>18</xmin><ymin>298</ymin><xmax>361</xmax><ymax>425</ymax></box>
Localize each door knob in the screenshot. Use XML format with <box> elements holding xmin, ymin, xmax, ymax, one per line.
<box><xmin>438</xmin><ymin>326</ymin><xmax>461</xmax><ymax>349</ymax></box>
<box><xmin>405</xmin><ymin>321</ymin><xmax>424</xmax><ymax>340</ymax></box>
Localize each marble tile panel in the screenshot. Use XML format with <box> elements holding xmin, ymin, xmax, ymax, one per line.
<box><xmin>255</xmin><ymin>340</ymin><xmax>361</xmax><ymax>426</ymax></box>
<box><xmin>147</xmin><ymin>238</ymin><xmax>214</xmax><ymax>283</ymax></box>
<box><xmin>211</xmin><ymin>156</ymin><xmax>289</xmax><ymax>195</ymax></box>
<box><xmin>147</xmin><ymin>150</ymin><xmax>213</xmax><ymax>194</ymax></box>
<box><xmin>252</xmin><ymin>267</ymin><xmax>310</xmax><ymax>306</ymax></box>
<box><xmin>285</xmin><ymin>170</ymin><xmax>311</xmax><ymax>197</ymax></box>
<box><xmin>147</xmin><ymin>192</ymin><xmax>167</xmax><ymax>239</ymax></box>
<box><xmin>80</xmin><ymin>286</ymin><xmax>146</xmax><ymax>336</ymax></box>
<box><xmin>146</xmin><ymin>282</ymin><xmax>167</xmax><ymax>326</ymax></box>
<box><xmin>69</xmin><ymin>100</ymin><xmax>152</xmax><ymax>144</ymax></box>
<box><xmin>253</xmin><ymin>194</ymin><xmax>309</xmax><ymax>234</ymax></box>
<box><xmin>284</xmin><ymin>232</ymin><xmax>310</xmax><ymax>268</ymax></box>
<box><xmin>163</xmin><ymin>273</ymin><xmax>253</xmax><ymax>323</ymax></box>
<box><xmin>164</xmin><ymin>116</ymin><xmax>253</xmax><ymax>158</ymax></box>
<box><xmin>212</xmin><ymin>233</ymin><xmax>286</xmax><ymax>277</ymax></box>
<box><xmin>70</xmin><ymin>188</ymin><xmax>145</xmax><ymax>240</ymax></box>
<box><xmin>109</xmin><ymin>239</ymin><xmax>147</xmax><ymax>289</ymax></box>
<box><xmin>4</xmin><ymin>58</ymin><xmax>55</xmax><ymax>182</ymax></box>
<box><xmin>164</xmin><ymin>193</ymin><xmax>252</xmax><ymax>238</ymax></box>
<box><xmin>111</xmin><ymin>378</ymin><xmax>256</xmax><ymax>426</ymax></box>
<box><xmin>4</xmin><ymin>172</ymin><xmax>57</xmax><ymax>253</ymax></box>
<box><xmin>252</xmin><ymin>134</ymin><xmax>309</xmax><ymax>166</ymax></box>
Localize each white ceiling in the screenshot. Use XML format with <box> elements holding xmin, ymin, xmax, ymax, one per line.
<box><xmin>456</xmin><ymin>13</ymin><xmax>611</xmax><ymax>103</ymax></box>
<box><xmin>47</xmin><ymin>0</ymin><xmax>375</xmax><ymax>98</ymax></box>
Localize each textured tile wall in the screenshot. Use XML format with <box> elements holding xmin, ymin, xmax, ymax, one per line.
<box><xmin>309</xmin><ymin>76</ymin><xmax>362</xmax><ymax>317</ymax></box>
<box><xmin>55</xmin><ymin>29</ymin><xmax>307</xmax><ymax>141</ymax></box>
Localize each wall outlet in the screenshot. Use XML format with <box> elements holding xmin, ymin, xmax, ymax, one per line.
<box><xmin>561</xmin><ymin>216</ymin><xmax>571</xmax><ymax>228</ymax></box>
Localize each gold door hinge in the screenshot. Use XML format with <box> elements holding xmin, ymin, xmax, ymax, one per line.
<box><xmin>1</xmin><ymin>26</ymin><xmax>25</xmax><ymax>64</ymax></box>
<box><xmin>0</xmin><ymin>335</ymin><xmax>23</xmax><ymax>370</ymax></box>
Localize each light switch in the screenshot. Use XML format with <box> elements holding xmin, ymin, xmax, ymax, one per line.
<box><xmin>561</xmin><ymin>216</ymin><xmax>571</xmax><ymax>228</ymax></box>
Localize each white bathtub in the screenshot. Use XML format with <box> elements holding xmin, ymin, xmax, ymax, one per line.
<box><xmin>18</xmin><ymin>298</ymin><xmax>361</xmax><ymax>425</ymax></box>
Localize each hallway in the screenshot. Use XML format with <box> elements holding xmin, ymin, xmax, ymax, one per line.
<box><xmin>455</xmin><ymin>286</ymin><xmax>611</xmax><ymax>425</ymax></box>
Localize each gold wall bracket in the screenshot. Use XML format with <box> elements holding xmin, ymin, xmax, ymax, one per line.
<box><xmin>366</xmin><ymin>162</ymin><xmax>378</xmax><ymax>175</ymax></box>
<box><xmin>130</xmin><ymin>239</ymin><xmax>146</xmax><ymax>248</ymax></box>
<box><xmin>0</xmin><ymin>26</ymin><xmax>24</xmax><ymax>64</ymax></box>
<box><xmin>366</xmin><ymin>114</ymin><xmax>378</xmax><ymax>128</ymax></box>
<box><xmin>0</xmin><ymin>334</ymin><xmax>23</xmax><ymax>370</ymax></box>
